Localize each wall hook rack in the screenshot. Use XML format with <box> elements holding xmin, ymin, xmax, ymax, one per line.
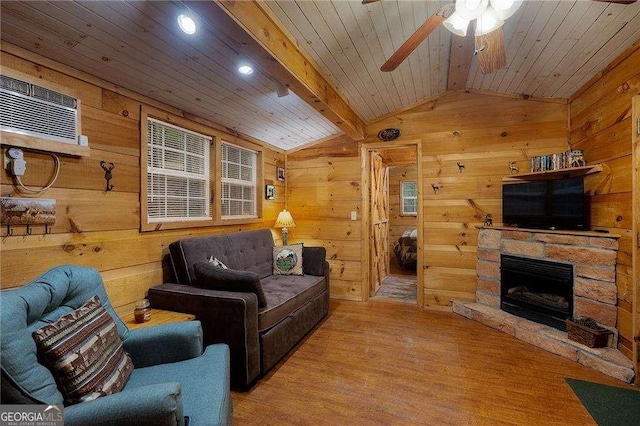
<box><xmin>457</xmin><ymin>162</ymin><xmax>465</xmax><ymax>173</ymax></box>
<box><xmin>1</xmin><ymin>197</ymin><xmax>56</xmax><ymax>236</ymax></box>
<box><xmin>508</xmin><ymin>161</ymin><xmax>519</xmax><ymax>174</ymax></box>
<box><xmin>100</xmin><ymin>161</ymin><xmax>115</xmax><ymax>191</ymax></box>
<box><xmin>431</xmin><ymin>183</ymin><xmax>441</xmax><ymax>195</ymax></box>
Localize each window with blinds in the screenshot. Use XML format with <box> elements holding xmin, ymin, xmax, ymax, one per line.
<box><xmin>147</xmin><ymin>118</ymin><xmax>211</xmax><ymax>222</ymax></box>
<box><xmin>221</xmin><ymin>143</ymin><xmax>256</xmax><ymax>218</ymax></box>
<box><xmin>401</xmin><ymin>181</ymin><xmax>418</xmax><ymax>215</ymax></box>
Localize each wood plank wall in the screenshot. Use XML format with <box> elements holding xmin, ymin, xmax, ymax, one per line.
<box><xmin>0</xmin><ymin>49</ymin><xmax>285</xmax><ymax>312</ymax></box>
<box><xmin>287</xmin><ymin>136</ymin><xmax>364</xmax><ymax>300</ymax></box>
<box><xmin>568</xmin><ymin>42</ymin><xmax>640</xmax><ymax>359</ymax></box>
<box><xmin>290</xmin><ymin>91</ymin><xmax>568</xmax><ymax>307</ymax></box>
<box><xmin>371</xmin><ymin>92</ymin><xmax>569</xmax><ymax>307</ymax></box>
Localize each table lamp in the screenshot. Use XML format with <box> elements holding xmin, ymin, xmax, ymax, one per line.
<box><xmin>275</xmin><ymin>209</ymin><xmax>296</xmax><ymax>245</ymax></box>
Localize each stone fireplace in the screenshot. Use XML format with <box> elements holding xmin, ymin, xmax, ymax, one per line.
<box><xmin>452</xmin><ymin>227</ymin><xmax>634</xmax><ymax>382</ymax></box>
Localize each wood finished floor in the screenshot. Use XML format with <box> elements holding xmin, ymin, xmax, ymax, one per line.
<box><xmin>231</xmin><ymin>300</ymin><xmax>634</xmax><ymax>425</ymax></box>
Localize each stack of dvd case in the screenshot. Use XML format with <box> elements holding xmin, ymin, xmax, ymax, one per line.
<box><xmin>530</xmin><ymin>150</ymin><xmax>584</xmax><ymax>172</ymax></box>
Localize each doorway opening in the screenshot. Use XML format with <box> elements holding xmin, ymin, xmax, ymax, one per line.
<box><xmin>363</xmin><ymin>143</ymin><xmax>422</xmax><ymax>306</ymax></box>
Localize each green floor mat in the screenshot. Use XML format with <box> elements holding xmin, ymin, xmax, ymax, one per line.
<box><xmin>566</xmin><ymin>378</ymin><xmax>640</xmax><ymax>426</ymax></box>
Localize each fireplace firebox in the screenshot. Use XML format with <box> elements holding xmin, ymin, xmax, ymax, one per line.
<box><xmin>500</xmin><ymin>255</ymin><xmax>573</xmax><ymax>331</ymax></box>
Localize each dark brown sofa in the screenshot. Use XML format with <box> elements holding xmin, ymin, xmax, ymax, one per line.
<box><xmin>147</xmin><ymin>229</ymin><xmax>329</xmax><ymax>389</ymax></box>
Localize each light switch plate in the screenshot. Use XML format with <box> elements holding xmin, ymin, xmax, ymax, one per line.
<box><xmin>350</xmin><ymin>211</ymin><xmax>357</xmax><ymax>221</ymax></box>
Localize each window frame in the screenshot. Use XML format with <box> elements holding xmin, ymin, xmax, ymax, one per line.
<box><xmin>146</xmin><ymin>117</ymin><xmax>212</xmax><ymax>223</ymax></box>
<box><xmin>140</xmin><ymin>106</ymin><xmax>263</xmax><ymax>231</ymax></box>
<box><xmin>400</xmin><ymin>180</ymin><xmax>418</xmax><ymax>216</ymax></box>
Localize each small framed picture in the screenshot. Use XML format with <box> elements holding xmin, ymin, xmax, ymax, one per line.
<box><xmin>265</xmin><ymin>184</ymin><xmax>275</xmax><ymax>200</ymax></box>
<box><xmin>277</xmin><ymin>167</ymin><xmax>285</xmax><ymax>182</ymax></box>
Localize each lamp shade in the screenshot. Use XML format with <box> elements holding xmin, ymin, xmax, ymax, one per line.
<box><xmin>455</xmin><ymin>0</ymin><xmax>489</xmax><ymax>20</ymax></box>
<box><xmin>475</xmin><ymin>6</ymin><xmax>504</xmax><ymax>36</ymax></box>
<box><xmin>443</xmin><ymin>12</ymin><xmax>471</xmax><ymax>37</ymax></box>
<box><xmin>490</xmin><ymin>0</ymin><xmax>523</xmax><ymax>20</ymax></box>
<box><xmin>275</xmin><ymin>210</ymin><xmax>296</xmax><ymax>228</ymax></box>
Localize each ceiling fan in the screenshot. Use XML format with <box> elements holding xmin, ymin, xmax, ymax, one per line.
<box><xmin>365</xmin><ymin>0</ymin><xmax>637</xmax><ymax>75</ymax></box>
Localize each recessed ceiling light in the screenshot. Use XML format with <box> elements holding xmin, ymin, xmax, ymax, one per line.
<box><xmin>238</xmin><ymin>65</ymin><xmax>254</xmax><ymax>75</ymax></box>
<box><xmin>178</xmin><ymin>14</ymin><xmax>196</xmax><ymax>35</ymax></box>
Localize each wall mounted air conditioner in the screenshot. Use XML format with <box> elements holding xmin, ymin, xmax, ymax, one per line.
<box><xmin>0</xmin><ymin>71</ymin><xmax>89</xmax><ymax>157</ymax></box>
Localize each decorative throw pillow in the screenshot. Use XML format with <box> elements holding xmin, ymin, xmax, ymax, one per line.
<box><xmin>194</xmin><ymin>262</ymin><xmax>267</xmax><ymax>308</ymax></box>
<box><xmin>32</xmin><ymin>295</ymin><xmax>134</xmax><ymax>406</ymax></box>
<box><xmin>273</xmin><ymin>243</ymin><xmax>304</xmax><ymax>276</ymax></box>
<box><xmin>208</xmin><ymin>256</ymin><xmax>228</xmax><ymax>269</ymax></box>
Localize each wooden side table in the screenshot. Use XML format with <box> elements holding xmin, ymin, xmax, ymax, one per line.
<box><xmin>119</xmin><ymin>308</ymin><xmax>195</xmax><ymax>330</ymax></box>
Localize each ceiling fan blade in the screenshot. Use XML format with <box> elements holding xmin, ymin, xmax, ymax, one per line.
<box><xmin>591</xmin><ymin>0</ymin><xmax>636</xmax><ymax>4</ymax></box>
<box><xmin>380</xmin><ymin>3</ymin><xmax>454</xmax><ymax>72</ymax></box>
<box><xmin>475</xmin><ymin>27</ymin><xmax>507</xmax><ymax>74</ymax></box>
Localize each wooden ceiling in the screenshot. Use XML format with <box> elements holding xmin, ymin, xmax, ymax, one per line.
<box><xmin>1</xmin><ymin>1</ymin><xmax>639</xmax><ymax>151</ymax></box>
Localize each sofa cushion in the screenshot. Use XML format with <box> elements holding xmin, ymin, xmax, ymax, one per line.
<box><xmin>258</xmin><ymin>275</ymin><xmax>326</xmax><ymax>331</ymax></box>
<box><xmin>194</xmin><ymin>262</ymin><xmax>267</xmax><ymax>308</ymax></box>
<box><xmin>302</xmin><ymin>246</ymin><xmax>326</xmax><ymax>277</ymax></box>
<box><xmin>273</xmin><ymin>244</ymin><xmax>303</xmax><ymax>276</ymax></box>
<box><xmin>32</xmin><ymin>295</ymin><xmax>134</xmax><ymax>405</ymax></box>
<box><xmin>170</xmin><ymin>229</ymin><xmax>275</xmax><ymax>285</ymax></box>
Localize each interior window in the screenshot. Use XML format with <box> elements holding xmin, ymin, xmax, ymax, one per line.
<box><xmin>401</xmin><ymin>181</ymin><xmax>417</xmax><ymax>215</ymax></box>
<box><xmin>221</xmin><ymin>142</ymin><xmax>257</xmax><ymax>219</ymax></box>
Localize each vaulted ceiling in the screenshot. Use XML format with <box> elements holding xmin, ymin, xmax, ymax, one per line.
<box><xmin>1</xmin><ymin>1</ymin><xmax>639</xmax><ymax>151</ymax></box>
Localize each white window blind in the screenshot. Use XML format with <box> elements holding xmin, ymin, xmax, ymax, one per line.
<box><xmin>221</xmin><ymin>142</ymin><xmax>256</xmax><ymax>218</ymax></box>
<box><xmin>401</xmin><ymin>181</ymin><xmax>417</xmax><ymax>215</ymax></box>
<box><xmin>147</xmin><ymin>118</ymin><xmax>211</xmax><ymax>222</ymax></box>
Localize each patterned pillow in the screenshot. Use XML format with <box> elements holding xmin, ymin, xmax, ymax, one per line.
<box><xmin>208</xmin><ymin>256</ymin><xmax>228</xmax><ymax>269</ymax></box>
<box><xmin>32</xmin><ymin>295</ymin><xmax>134</xmax><ymax>406</ymax></box>
<box><xmin>273</xmin><ymin>243</ymin><xmax>304</xmax><ymax>275</ymax></box>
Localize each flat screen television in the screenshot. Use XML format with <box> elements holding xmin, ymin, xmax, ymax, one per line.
<box><xmin>502</xmin><ymin>177</ymin><xmax>587</xmax><ymax>230</ymax></box>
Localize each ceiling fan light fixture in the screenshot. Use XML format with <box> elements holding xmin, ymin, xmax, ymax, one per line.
<box><xmin>455</xmin><ymin>0</ymin><xmax>489</xmax><ymax>20</ymax></box>
<box><xmin>443</xmin><ymin>12</ymin><xmax>471</xmax><ymax>37</ymax></box>
<box><xmin>490</xmin><ymin>0</ymin><xmax>523</xmax><ymax>20</ymax></box>
<box><xmin>475</xmin><ymin>6</ymin><xmax>504</xmax><ymax>36</ymax></box>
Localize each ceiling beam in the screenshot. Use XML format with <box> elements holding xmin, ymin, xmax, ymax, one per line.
<box><xmin>210</xmin><ymin>0</ymin><xmax>365</xmax><ymax>141</ymax></box>
<box><xmin>447</xmin><ymin>35</ymin><xmax>474</xmax><ymax>91</ymax></box>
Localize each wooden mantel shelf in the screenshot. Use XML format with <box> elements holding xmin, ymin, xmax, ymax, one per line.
<box><xmin>477</xmin><ymin>225</ymin><xmax>620</xmax><ymax>239</ymax></box>
<box><xmin>502</xmin><ymin>164</ymin><xmax>603</xmax><ymax>183</ymax></box>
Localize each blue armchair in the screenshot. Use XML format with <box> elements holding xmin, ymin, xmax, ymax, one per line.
<box><xmin>0</xmin><ymin>265</ymin><xmax>233</xmax><ymax>426</ymax></box>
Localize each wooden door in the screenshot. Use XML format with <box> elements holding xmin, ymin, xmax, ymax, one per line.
<box><xmin>633</xmin><ymin>95</ymin><xmax>639</xmax><ymax>382</ymax></box>
<box><xmin>370</xmin><ymin>151</ymin><xmax>389</xmax><ymax>295</ymax></box>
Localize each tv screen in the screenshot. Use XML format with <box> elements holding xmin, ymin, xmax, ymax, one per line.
<box><xmin>502</xmin><ymin>177</ymin><xmax>586</xmax><ymax>230</ymax></box>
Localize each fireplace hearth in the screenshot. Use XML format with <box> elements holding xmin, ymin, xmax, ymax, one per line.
<box><xmin>500</xmin><ymin>255</ymin><xmax>573</xmax><ymax>331</ymax></box>
<box><xmin>453</xmin><ymin>227</ymin><xmax>634</xmax><ymax>383</ymax></box>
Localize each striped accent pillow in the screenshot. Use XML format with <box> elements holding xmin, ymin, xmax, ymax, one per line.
<box><xmin>32</xmin><ymin>295</ymin><xmax>133</xmax><ymax>405</ymax></box>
